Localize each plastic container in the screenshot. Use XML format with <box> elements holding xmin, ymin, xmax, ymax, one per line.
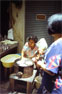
<box><xmin>1</xmin><ymin>54</ymin><xmax>21</xmax><ymax>68</ymax></box>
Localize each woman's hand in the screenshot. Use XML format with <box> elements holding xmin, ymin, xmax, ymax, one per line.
<box><xmin>37</xmin><ymin>60</ymin><xmax>46</xmax><ymax>69</ymax></box>
<box><xmin>36</xmin><ymin>54</ymin><xmax>40</xmax><ymax>60</ymax></box>
<box><xmin>37</xmin><ymin>61</ymin><xmax>55</xmax><ymax>76</ymax></box>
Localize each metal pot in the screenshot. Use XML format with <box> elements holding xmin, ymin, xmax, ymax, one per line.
<box><xmin>14</xmin><ymin>58</ymin><xmax>34</xmax><ymax>78</ymax></box>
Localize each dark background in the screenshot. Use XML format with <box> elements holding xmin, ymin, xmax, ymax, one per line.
<box><xmin>1</xmin><ymin>1</ymin><xmax>10</xmax><ymax>37</ymax></box>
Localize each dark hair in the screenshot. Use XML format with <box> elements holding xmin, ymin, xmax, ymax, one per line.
<box><xmin>27</xmin><ymin>35</ymin><xmax>38</xmax><ymax>43</ymax></box>
<box><xmin>48</xmin><ymin>14</ymin><xmax>62</xmax><ymax>35</ymax></box>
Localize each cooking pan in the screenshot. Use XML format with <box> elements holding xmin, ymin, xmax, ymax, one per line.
<box><xmin>14</xmin><ymin>58</ymin><xmax>34</xmax><ymax>78</ymax></box>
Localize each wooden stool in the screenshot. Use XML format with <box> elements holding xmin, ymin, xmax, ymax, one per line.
<box><xmin>9</xmin><ymin>70</ymin><xmax>37</xmax><ymax>94</ymax></box>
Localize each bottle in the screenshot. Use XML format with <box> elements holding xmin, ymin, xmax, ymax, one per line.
<box><xmin>4</xmin><ymin>35</ymin><xmax>7</xmax><ymax>40</ymax></box>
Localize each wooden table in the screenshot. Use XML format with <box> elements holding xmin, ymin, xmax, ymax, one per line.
<box><xmin>0</xmin><ymin>43</ymin><xmax>18</xmax><ymax>58</ymax></box>
<box><xmin>9</xmin><ymin>70</ymin><xmax>37</xmax><ymax>94</ymax></box>
<box><xmin>0</xmin><ymin>42</ymin><xmax>18</xmax><ymax>80</ymax></box>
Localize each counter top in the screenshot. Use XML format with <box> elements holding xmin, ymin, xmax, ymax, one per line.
<box><xmin>0</xmin><ymin>40</ymin><xmax>18</xmax><ymax>58</ymax></box>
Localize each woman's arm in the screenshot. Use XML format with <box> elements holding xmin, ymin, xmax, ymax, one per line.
<box><xmin>37</xmin><ymin>61</ymin><xmax>55</xmax><ymax>76</ymax></box>
<box><xmin>21</xmin><ymin>50</ymin><xmax>24</xmax><ymax>58</ymax></box>
<box><xmin>21</xmin><ymin>50</ymin><xmax>28</xmax><ymax>58</ymax></box>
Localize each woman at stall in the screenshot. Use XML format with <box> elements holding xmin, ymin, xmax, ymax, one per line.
<box><xmin>21</xmin><ymin>35</ymin><xmax>41</xmax><ymax>67</ymax></box>
<box><xmin>37</xmin><ymin>13</ymin><xmax>62</xmax><ymax>94</ymax></box>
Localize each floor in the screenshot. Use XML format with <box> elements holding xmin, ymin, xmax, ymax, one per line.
<box><xmin>0</xmin><ymin>80</ymin><xmax>9</xmax><ymax>94</ymax></box>
<box><xmin>0</xmin><ymin>79</ymin><xmax>38</xmax><ymax>94</ymax></box>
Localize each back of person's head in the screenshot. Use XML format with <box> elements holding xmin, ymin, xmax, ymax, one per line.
<box><xmin>27</xmin><ymin>35</ymin><xmax>38</xmax><ymax>43</ymax></box>
<box><xmin>47</xmin><ymin>13</ymin><xmax>62</xmax><ymax>35</ymax></box>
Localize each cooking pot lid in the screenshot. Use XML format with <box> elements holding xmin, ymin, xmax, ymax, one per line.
<box><xmin>16</xmin><ymin>57</ymin><xmax>34</xmax><ymax>67</ymax></box>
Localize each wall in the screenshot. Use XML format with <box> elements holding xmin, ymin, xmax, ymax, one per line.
<box><xmin>11</xmin><ymin>0</ymin><xmax>25</xmax><ymax>53</ymax></box>
<box><xmin>25</xmin><ymin>0</ymin><xmax>61</xmax><ymax>46</ymax></box>
<box><xmin>11</xmin><ymin>0</ymin><xmax>61</xmax><ymax>53</ymax></box>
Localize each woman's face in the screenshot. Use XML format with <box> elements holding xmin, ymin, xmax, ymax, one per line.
<box><xmin>51</xmin><ymin>34</ymin><xmax>61</xmax><ymax>41</ymax></box>
<box><xmin>28</xmin><ymin>39</ymin><xmax>35</xmax><ymax>49</ymax></box>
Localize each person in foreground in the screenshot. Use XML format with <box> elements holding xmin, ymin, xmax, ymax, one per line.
<box><xmin>37</xmin><ymin>13</ymin><xmax>62</xmax><ymax>94</ymax></box>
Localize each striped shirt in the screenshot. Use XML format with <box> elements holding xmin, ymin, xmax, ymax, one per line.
<box><xmin>22</xmin><ymin>42</ymin><xmax>38</xmax><ymax>58</ymax></box>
